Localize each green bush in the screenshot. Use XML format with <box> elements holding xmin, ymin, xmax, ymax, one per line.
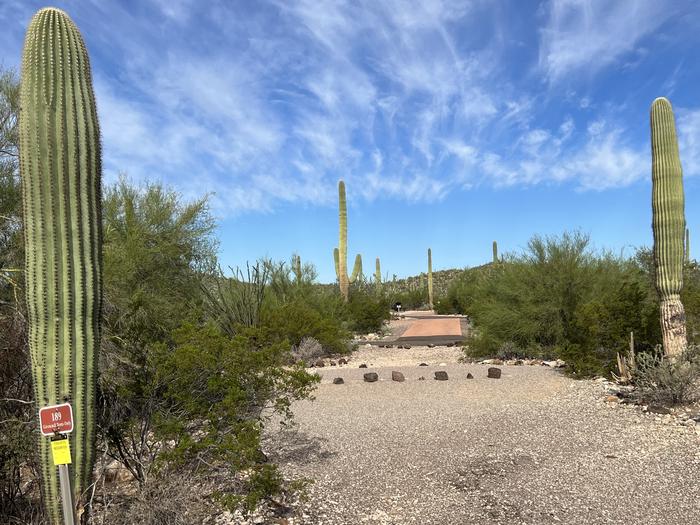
<box><xmin>346</xmin><ymin>290</ymin><xmax>391</xmax><ymax>334</ymax></box>
<box><xmin>451</xmin><ymin>232</ymin><xmax>663</xmax><ymax>377</ymax></box>
<box><xmin>632</xmin><ymin>346</ymin><xmax>700</xmax><ymax>405</ymax></box>
<box><xmin>150</xmin><ymin>322</ymin><xmax>319</xmax><ymax>511</ymax></box>
<box><xmin>262</xmin><ymin>297</ymin><xmax>351</xmax><ymax>355</ymax></box>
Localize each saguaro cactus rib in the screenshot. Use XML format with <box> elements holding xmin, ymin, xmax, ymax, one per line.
<box><xmin>650</xmin><ymin>97</ymin><xmax>687</xmax><ymax>358</ymax></box>
<box><xmin>20</xmin><ymin>8</ymin><xmax>103</xmax><ymax>523</ymax></box>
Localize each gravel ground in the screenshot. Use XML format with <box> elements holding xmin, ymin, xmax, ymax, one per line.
<box><xmin>266</xmin><ymin>345</ymin><xmax>700</xmax><ymax>525</ymax></box>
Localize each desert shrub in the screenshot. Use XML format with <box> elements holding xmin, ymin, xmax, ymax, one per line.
<box><xmin>97</xmin><ymin>474</ymin><xmax>211</xmax><ymax>525</ymax></box>
<box><xmin>632</xmin><ymin>346</ymin><xmax>700</xmax><ymax>405</ymax></box>
<box><xmin>291</xmin><ymin>337</ymin><xmax>325</xmax><ymax>364</ymax></box>
<box><xmin>149</xmin><ymin>322</ymin><xmax>319</xmax><ymax>511</ymax></box>
<box><xmin>261</xmin><ymin>297</ymin><xmax>350</xmax><ymax>355</ymax></box>
<box><xmin>454</xmin><ymin>232</ymin><xmax>662</xmax><ymax>376</ymax></box>
<box><xmin>346</xmin><ymin>291</ymin><xmax>391</xmax><ymax>334</ymax></box>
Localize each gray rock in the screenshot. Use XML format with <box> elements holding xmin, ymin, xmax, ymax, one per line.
<box><xmin>314</xmin><ymin>359</ymin><xmax>325</xmax><ymax>368</ymax></box>
<box><xmin>392</xmin><ymin>371</ymin><xmax>405</xmax><ymax>382</ymax></box>
<box><xmin>466</xmin><ymin>373</ymin><xmax>474</xmax><ymax>379</ymax></box>
<box><xmin>363</xmin><ymin>372</ymin><xmax>379</xmax><ymax>383</ymax></box>
<box><xmin>647</xmin><ymin>405</ymin><xmax>672</xmax><ymax>415</ymax></box>
<box><xmin>487</xmin><ymin>367</ymin><xmax>502</xmax><ymax>379</ymax></box>
<box><xmin>434</xmin><ymin>371</ymin><xmax>449</xmax><ymax>381</ymax></box>
<box><xmin>404</xmin><ymin>345</ymin><xmax>412</xmax><ymax>349</ymax></box>
<box><xmin>418</xmin><ymin>376</ymin><xmax>425</xmax><ymax>381</ymax></box>
<box><xmin>419</xmin><ymin>363</ymin><xmax>428</xmax><ymax>367</ymax></box>
<box><xmin>338</xmin><ymin>358</ymin><xmax>348</xmax><ymax>365</ymax></box>
<box><xmin>333</xmin><ymin>377</ymin><xmax>344</xmax><ymax>385</ymax></box>
<box><xmin>359</xmin><ymin>363</ymin><xmax>368</xmax><ymax>368</ymax></box>
<box><xmin>329</xmin><ymin>361</ymin><xmax>337</xmax><ymax>366</ymax></box>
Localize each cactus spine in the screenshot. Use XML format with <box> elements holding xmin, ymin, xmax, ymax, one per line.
<box><xmin>492</xmin><ymin>241</ymin><xmax>498</xmax><ymax>263</ymax></box>
<box><xmin>334</xmin><ymin>180</ymin><xmax>361</xmax><ymax>300</ymax></box>
<box><xmin>19</xmin><ymin>7</ymin><xmax>103</xmax><ymax>522</ymax></box>
<box><xmin>427</xmin><ymin>248</ymin><xmax>433</xmax><ymax>309</ymax></box>
<box><xmin>650</xmin><ymin>97</ymin><xmax>687</xmax><ymax>358</ymax></box>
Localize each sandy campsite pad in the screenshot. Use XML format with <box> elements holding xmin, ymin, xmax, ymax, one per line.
<box><xmin>399</xmin><ymin>317</ymin><xmax>462</xmax><ymax>338</ymax></box>
<box><xmin>267</xmin><ymin>344</ymin><xmax>700</xmax><ymax>525</ymax></box>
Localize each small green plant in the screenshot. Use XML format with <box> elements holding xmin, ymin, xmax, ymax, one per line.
<box><xmin>632</xmin><ymin>345</ymin><xmax>700</xmax><ymax>405</ymax></box>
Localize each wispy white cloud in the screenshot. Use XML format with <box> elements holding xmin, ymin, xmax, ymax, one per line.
<box><xmin>538</xmin><ymin>0</ymin><xmax>676</xmax><ymax>82</ymax></box>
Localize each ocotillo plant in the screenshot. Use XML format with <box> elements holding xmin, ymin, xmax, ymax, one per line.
<box><xmin>492</xmin><ymin>241</ymin><xmax>498</xmax><ymax>263</ymax></box>
<box><xmin>334</xmin><ymin>180</ymin><xmax>362</xmax><ymax>300</ymax></box>
<box><xmin>651</xmin><ymin>97</ymin><xmax>687</xmax><ymax>358</ymax></box>
<box><xmin>20</xmin><ymin>7</ymin><xmax>103</xmax><ymax>523</ymax></box>
<box><xmin>428</xmin><ymin>248</ymin><xmax>434</xmax><ymax>309</ymax></box>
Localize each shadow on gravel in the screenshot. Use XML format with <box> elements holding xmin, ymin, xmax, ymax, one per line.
<box><xmin>266</xmin><ymin>429</ymin><xmax>338</xmax><ymax>464</ymax></box>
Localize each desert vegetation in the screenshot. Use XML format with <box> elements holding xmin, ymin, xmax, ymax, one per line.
<box><xmin>1</xmin><ymin>5</ymin><xmax>699</xmax><ymax>525</ymax></box>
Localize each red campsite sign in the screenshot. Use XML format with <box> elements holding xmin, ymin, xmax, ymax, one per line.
<box><xmin>39</xmin><ymin>403</ymin><xmax>73</xmax><ymax>436</ymax></box>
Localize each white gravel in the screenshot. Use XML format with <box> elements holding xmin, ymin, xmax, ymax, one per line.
<box><xmin>266</xmin><ymin>346</ymin><xmax>700</xmax><ymax>525</ymax></box>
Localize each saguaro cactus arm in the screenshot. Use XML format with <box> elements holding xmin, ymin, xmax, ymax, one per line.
<box><xmin>20</xmin><ymin>7</ymin><xmax>103</xmax><ymax>522</ymax></box>
<box><xmin>350</xmin><ymin>253</ymin><xmax>363</xmax><ymax>283</ymax></box>
<box><xmin>651</xmin><ymin>97</ymin><xmax>687</xmax><ymax>358</ymax></box>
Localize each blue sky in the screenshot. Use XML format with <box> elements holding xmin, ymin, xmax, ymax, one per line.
<box><xmin>2</xmin><ymin>1</ymin><xmax>700</xmax><ymax>282</ymax></box>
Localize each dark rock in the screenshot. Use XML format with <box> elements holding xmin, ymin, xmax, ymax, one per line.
<box><xmin>333</xmin><ymin>377</ymin><xmax>344</xmax><ymax>385</ymax></box>
<box><xmin>434</xmin><ymin>371</ymin><xmax>449</xmax><ymax>381</ymax></box>
<box><xmin>359</xmin><ymin>363</ymin><xmax>368</xmax><ymax>368</ymax></box>
<box><xmin>329</xmin><ymin>361</ymin><xmax>337</xmax><ymax>366</ymax></box>
<box><xmin>404</xmin><ymin>345</ymin><xmax>412</xmax><ymax>349</ymax></box>
<box><xmin>397</xmin><ymin>345</ymin><xmax>404</xmax><ymax>349</ymax></box>
<box><xmin>392</xmin><ymin>371</ymin><xmax>405</xmax><ymax>382</ymax></box>
<box><xmin>363</xmin><ymin>372</ymin><xmax>379</xmax><ymax>383</ymax></box>
<box><xmin>428</xmin><ymin>343</ymin><xmax>435</xmax><ymax>348</ymax></box>
<box><xmin>647</xmin><ymin>405</ymin><xmax>672</xmax><ymax>415</ymax></box>
<box><xmin>418</xmin><ymin>376</ymin><xmax>426</xmax><ymax>381</ymax></box>
<box><xmin>338</xmin><ymin>358</ymin><xmax>348</xmax><ymax>365</ymax></box>
<box><xmin>419</xmin><ymin>363</ymin><xmax>428</xmax><ymax>367</ymax></box>
<box><xmin>446</xmin><ymin>343</ymin><xmax>455</xmax><ymax>347</ymax></box>
<box><xmin>487</xmin><ymin>367</ymin><xmax>501</xmax><ymax>379</ymax></box>
<box><xmin>385</xmin><ymin>345</ymin><xmax>394</xmax><ymax>348</ymax></box>
<box><xmin>466</xmin><ymin>373</ymin><xmax>474</xmax><ymax>379</ymax></box>
<box><xmin>314</xmin><ymin>359</ymin><xmax>325</xmax><ymax>368</ymax></box>
<box><xmin>378</xmin><ymin>344</ymin><xmax>385</xmax><ymax>348</ymax></box>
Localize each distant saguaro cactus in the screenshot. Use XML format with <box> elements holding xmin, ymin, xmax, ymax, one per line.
<box><xmin>492</xmin><ymin>241</ymin><xmax>498</xmax><ymax>263</ymax></box>
<box><xmin>428</xmin><ymin>248</ymin><xmax>434</xmax><ymax>309</ymax></box>
<box><xmin>651</xmin><ymin>97</ymin><xmax>687</xmax><ymax>358</ymax></box>
<box><xmin>334</xmin><ymin>180</ymin><xmax>362</xmax><ymax>300</ymax></box>
<box><xmin>375</xmin><ymin>257</ymin><xmax>382</xmax><ymax>286</ymax></box>
<box><xmin>20</xmin><ymin>7</ymin><xmax>103</xmax><ymax>522</ymax></box>
<box><xmin>292</xmin><ymin>254</ymin><xmax>302</xmax><ymax>282</ymax></box>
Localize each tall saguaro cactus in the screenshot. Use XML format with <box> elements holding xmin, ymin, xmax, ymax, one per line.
<box><xmin>20</xmin><ymin>8</ymin><xmax>103</xmax><ymax>522</ymax></box>
<box><xmin>375</xmin><ymin>257</ymin><xmax>381</xmax><ymax>285</ymax></box>
<box><xmin>334</xmin><ymin>180</ymin><xmax>362</xmax><ymax>300</ymax></box>
<box><xmin>492</xmin><ymin>241</ymin><xmax>498</xmax><ymax>263</ymax></box>
<box><xmin>427</xmin><ymin>248</ymin><xmax>434</xmax><ymax>309</ymax></box>
<box><xmin>650</xmin><ymin>97</ymin><xmax>687</xmax><ymax>358</ymax></box>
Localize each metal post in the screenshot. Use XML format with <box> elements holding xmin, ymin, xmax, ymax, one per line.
<box><xmin>57</xmin><ymin>456</ymin><xmax>76</xmax><ymax>525</ymax></box>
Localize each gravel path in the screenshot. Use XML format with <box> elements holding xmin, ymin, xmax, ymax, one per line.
<box><xmin>267</xmin><ymin>345</ymin><xmax>700</xmax><ymax>525</ymax></box>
